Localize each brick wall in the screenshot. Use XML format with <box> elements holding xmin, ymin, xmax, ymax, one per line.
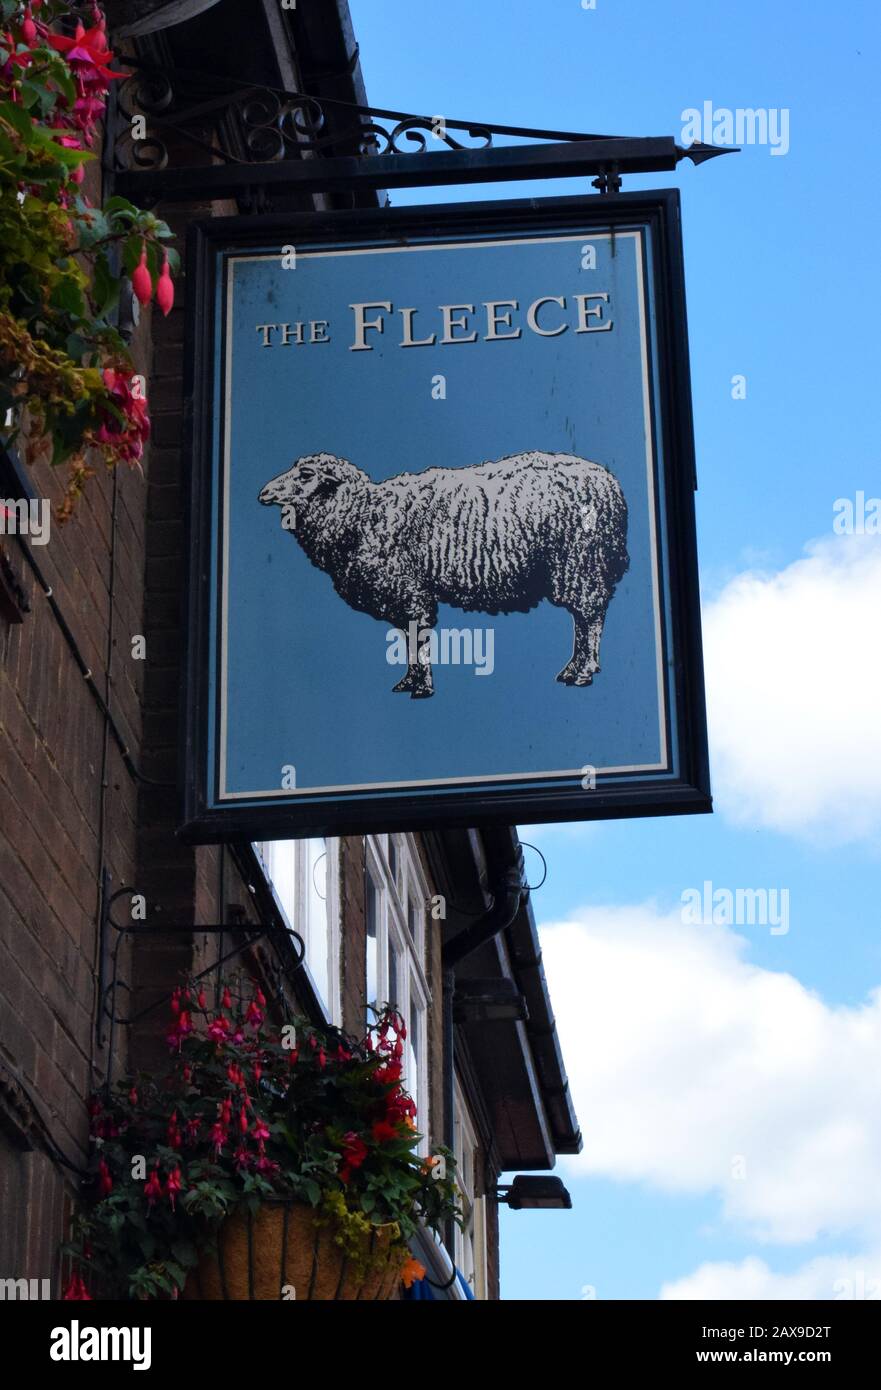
<box><xmin>339</xmin><ymin>835</ymin><xmax>366</xmax><ymax>1035</ymax></box>
<box><xmin>0</xmin><ymin>144</ymin><xmax>152</xmax><ymax>1278</ymax></box>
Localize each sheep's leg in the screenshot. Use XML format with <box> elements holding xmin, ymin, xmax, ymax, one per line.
<box><xmin>557</xmin><ymin>610</ymin><xmax>604</xmax><ymax>686</ymax></box>
<box><xmin>391</xmin><ymin>616</ymin><xmax>435</xmax><ymax>698</ymax></box>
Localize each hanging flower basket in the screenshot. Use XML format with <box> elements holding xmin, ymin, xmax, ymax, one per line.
<box><xmin>61</xmin><ymin>975</ymin><xmax>460</xmax><ymax>1301</ymax></box>
<box><xmin>183</xmin><ymin>1200</ymin><xmax>402</xmax><ymax>1301</ymax></box>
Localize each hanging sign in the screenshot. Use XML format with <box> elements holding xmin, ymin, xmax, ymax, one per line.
<box><xmin>182</xmin><ymin>192</ymin><xmax>710</xmax><ymax>840</ymax></box>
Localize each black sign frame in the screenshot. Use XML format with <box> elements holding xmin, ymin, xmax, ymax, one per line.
<box><xmin>180</xmin><ymin>189</ymin><xmax>711</xmax><ymax>842</ymax></box>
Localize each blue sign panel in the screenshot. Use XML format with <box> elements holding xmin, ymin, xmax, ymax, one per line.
<box><xmin>183</xmin><ymin>194</ymin><xmax>710</xmax><ymax>839</ymax></box>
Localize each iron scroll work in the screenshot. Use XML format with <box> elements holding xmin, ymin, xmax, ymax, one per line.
<box><xmin>180</xmin><ymin>190</ymin><xmax>713</xmax><ymax>843</ymax></box>
<box><xmin>108</xmin><ymin>61</ymin><xmax>732</xmax><ymax>203</ymax></box>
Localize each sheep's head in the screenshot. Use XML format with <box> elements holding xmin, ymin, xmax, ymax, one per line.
<box><xmin>258</xmin><ymin>453</ymin><xmax>362</xmax><ymax>531</ymax></box>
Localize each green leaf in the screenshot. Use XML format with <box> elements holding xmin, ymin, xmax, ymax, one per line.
<box><xmin>171</xmin><ymin>1240</ymin><xmax>197</xmax><ymax>1268</ymax></box>
<box><xmin>123</xmin><ymin>232</ymin><xmax>145</xmax><ymax>276</ymax></box>
<box><xmin>65</xmin><ymin>333</ymin><xmax>88</xmax><ymax>363</ymax></box>
<box><xmin>165</xmin><ymin>1261</ymin><xmax>187</xmax><ymax>1289</ymax></box>
<box><xmin>77</xmin><ymin>208</ymin><xmax>109</xmax><ymax>249</ymax></box>
<box><xmin>145</xmin><ymin>238</ymin><xmax>161</xmax><ymax>285</ymax></box>
<box><xmin>50</xmin><ymin>277</ymin><xmax>85</xmax><ymax>318</ymax></box>
<box><xmin>45</xmin><ymin>139</ymin><xmax>95</xmax><ymax>171</ymax></box>
<box><xmin>0</xmin><ymin>100</ymin><xmax>34</xmax><ymax>139</ymax></box>
<box><xmin>103</xmin><ymin>196</ymin><xmax>140</xmax><ymax>219</ymax></box>
<box><xmin>92</xmin><ymin>251</ymin><xmax>118</xmax><ymax>316</ymax></box>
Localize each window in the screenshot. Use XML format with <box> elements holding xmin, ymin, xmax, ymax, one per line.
<box><xmin>452</xmin><ymin>1078</ymin><xmax>487</xmax><ymax>1299</ymax></box>
<box><xmin>253</xmin><ymin>838</ymin><xmax>340</xmax><ymax>1023</ymax></box>
<box><xmin>365</xmin><ymin>835</ymin><xmax>430</xmax><ymax>1148</ymax></box>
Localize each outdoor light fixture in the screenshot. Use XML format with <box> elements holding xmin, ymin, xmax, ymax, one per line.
<box><xmin>496</xmin><ymin>1176</ymin><xmax>572</xmax><ymax>1211</ymax></box>
<box><xmin>452</xmin><ymin>978</ymin><xmax>529</xmax><ymax>1024</ymax></box>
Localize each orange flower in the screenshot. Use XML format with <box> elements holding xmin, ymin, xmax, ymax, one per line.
<box><xmin>400</xmin><ymin>1257</ymin><xmax>426</xmax><ymax>1290</ymax></box>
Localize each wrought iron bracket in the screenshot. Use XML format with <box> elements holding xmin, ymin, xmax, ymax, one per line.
<box><xmin>108</xmin><ymin>59</ymin><xmax>736</xmax><ymax>206</ymax></box>
<box><xmin>96</xmin><ymin>881</ymin><xmax>305</xmax><ymax>1078</ymax></box>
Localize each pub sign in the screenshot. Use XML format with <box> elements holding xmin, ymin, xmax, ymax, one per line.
<box><xmin>181</xmin><ymin>192</ymin><xmax>711</xmax><ymax>840</ymax></box>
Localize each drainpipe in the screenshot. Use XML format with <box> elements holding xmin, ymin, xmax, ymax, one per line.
<box><xmin>440</xmin><ymin>856</ymin><xmax>526</xmax><ymax>1256</ymax></box>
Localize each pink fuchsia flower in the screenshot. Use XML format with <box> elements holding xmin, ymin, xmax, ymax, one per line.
<box><xmin>222</xmin><ymin>987</ymin><xmax>232</xmax><ymax>1010</ymax></box>
<box><xmin>251</xmin><ymin>1119</ymin><xmax>270</xmax><ymax>1145</ymax></box>
<box><xmin>144</xmin><ymin>1167</ymin><xmax>162</xmax><ymax>1208</ymax></box>
<box><xmin>233</xmin><ymin>1144</ymin><xmax>251</xmax><ymax>1170</ymax></box>
<box><xmin>156</xmin><ymin>255</ymin><xmax>174</xmax><ymax>316</ymax></box>
<box><xmin>165</xmin><ymin>1166</ymin><xmax>183</xmax><ymax>1210</ymax></box>
<box><xmin>128</xmin><ymin>1088</ymin><xmax>138</xmax><ymax>1106</ymax></box>
<box><xmin>317</xmin><ymin>1048</ymin><xmax>327</xmax><ymax>1070</ymax></box>
<box><xmin>239</xmin><ymin>1105</ymin><xmax>249</xmax><ymax>1135</ymax></box>
<box><xmin>97</xmin><ymin>1157</ymin><xmax>113</xmax><ymax>1197</ymax></box>
<box><xmin>131</xmin><ymin>246</ymin><xmax>152</xmax><ymax>307</ymax></box>
<box><xmin>255</xmin><ymin>1155</ymin><xmax>279</xmax><ymax>1175</ymax></box>
<box><xmin>72</xmin><ymin>93</ymin><xmax>105</xmax><ymax>133</ymax></box>
<box><xmin>245</xmin><ymin>1000</ymin><xmax>263</xmax><ymax>1028</ymax></box>
<box><xmin>338</xmin><ymin>1132</ymin><xmax>368</xmax><ymax>1184</ymax></box>
<box><xmin>208</xmin><ymin>1016</ymin><xmax>230</xmax><ymax>1043</ymax></box>
<box><xmin>167</xmin><ymin>1111</ymin><xmax>182</xmax><ymax>1148</ymax></box>
<box><xmin>198</xmin><ymin>989</ymin><xmax>207</xmax><ymax>1010</ymax></box>
<box><xmin>209</xmin><ymin>1122</ymin><xmax>227</xmax><ymax>1158</ymax></box>
<box><xmin>93</xmin><ymin>368</ymin><xmax>150</xmax><ymax>465</ymax></box>
<box><xmin>0</xmin><ymin>33</ymin><xmax>33</xmax><ymax>83</ymax></box>
<box><xmin>62</xmin><ymin>1272</ymin><xmax>92</xmax><ymax>1301</ymax></box>
<box><xmin>46</xmin><ymin>22</ymin><xmax>125</xmax><ymax>83</ymax></box>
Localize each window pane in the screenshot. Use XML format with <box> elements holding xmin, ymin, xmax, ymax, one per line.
<box><xmin>387</xmin><ymin>935</ymin><xmax>400</xmax><ymax>1011</ymax></box>
<box><xmin>366</xmin><ymin>872</ymin><xmax>378</xmax><ymax>1009</ymax></box>
<box><xmin>264</xmin><ymin>840</ymin><xmax>296</xmax><ymax>925</ymax></box>
<box><xmin>407</xmin><ymin>895</ymin><xmax>420</xmax><ymax>942</ymax></box>
<box><xmin>306</xmin><ymin>838</ymin><xmax>328</xmax><ymax>1005</ymax></box>
<box><xmin>387</xmin><ymin>835</ymin><xmax>397</xmax><ymax>887</ymax></box>
<box><xmin>409</xmin><ymin>995</ymin><xmax>420</xmax><ymax>1122</ymax></box>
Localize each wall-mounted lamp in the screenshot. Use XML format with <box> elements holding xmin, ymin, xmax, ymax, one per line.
<box><xmin>496</xmin><ymin>1176</ymin><xmax>572</xmax><ymax>1211</ymax></box>
<box><xmin>453</xmin><ymin>978</ymin><xmax>529</xmax><ymax>1025</ymax></box>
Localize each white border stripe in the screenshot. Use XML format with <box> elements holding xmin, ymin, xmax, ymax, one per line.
<box><xmin>216</xmin><ymin>230</ymin><xmax>668</xmax><ymax>801</ymax></box>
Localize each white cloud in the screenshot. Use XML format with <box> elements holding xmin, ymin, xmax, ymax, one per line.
<box><xmin>660</xmin><ymin>1252</ymin><xmax>881</xmax><ymax>1301</ymax></box>
<box><xmin>542</xmin><ymin>906</ymin><xmax>881</xmax><ymax>1247</ymax></box>
<box><xmin>702</xmin><ymin>535</ymin><xmax>881</xmax><ymax>844</ymax></box>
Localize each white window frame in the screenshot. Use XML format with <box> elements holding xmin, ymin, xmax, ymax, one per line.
<box><xmin>452</xmin><ymin>1076</ymin><xmax>488</xmax><ymax>1299</ymax></box>
<box><xmin>365</xmin><ymin>834</ymin><xmax>431</xmax><ymax>1152</ymax></box>
<box><xmin>252</xmin><ymin>838</ymin><xmax>341</xmax><ymax>1025</ymax></box>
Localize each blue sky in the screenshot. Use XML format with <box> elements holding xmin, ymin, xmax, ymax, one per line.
<box><xmin>349</xmin><ymin>0</ymin><xmax>881</xmax><ymax>1299</ymax></box>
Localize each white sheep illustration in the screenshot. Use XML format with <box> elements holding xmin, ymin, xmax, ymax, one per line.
<box><xmin>258</xmin><ymin>450</ymin><xmax>628</xmax><ymax>697</ymax></box>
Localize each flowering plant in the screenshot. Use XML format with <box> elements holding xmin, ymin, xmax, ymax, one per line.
<box><xmin>63</xmin><ymin>977</ymin><xmax>461</xmax><ymax>1300</ymax></box>
<box><xmin>0</xmin><ymin>1</ymin><xmax>177</xmax><ymax>518</ymax></box>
